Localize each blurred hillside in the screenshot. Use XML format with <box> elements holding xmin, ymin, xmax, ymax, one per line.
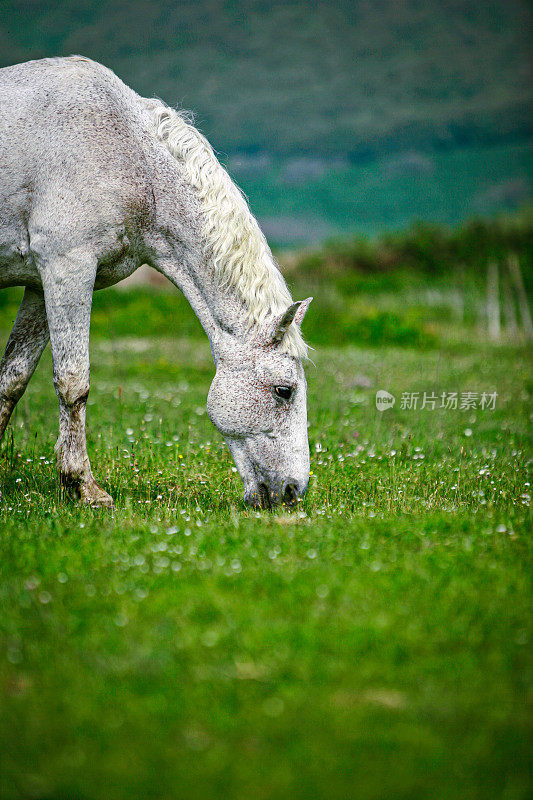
<box><xmin>1</xmin><ymin>0</ymin><xmax>532</xmax><ymax>241</ymax></box>
<box><xmin>2</xmin><ymin>0</ymin><xmax>531</xmax><ymax>157</ymax></box>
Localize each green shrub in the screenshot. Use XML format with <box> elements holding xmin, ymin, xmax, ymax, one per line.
<box><xmin>304</xmin><ymin>304</ymin><xmax>436</xmax><ymax>348</ymax></box>
<box><xmin>292</xmin><ymin>210</ymin><xmax>533</xmax><ymax>289</ymax></box>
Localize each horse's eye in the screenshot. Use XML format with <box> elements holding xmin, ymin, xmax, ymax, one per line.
<box><xmin>274</xmin><ymin>385</ymin><xmax>293</xmax><ymax>401</ymax></box>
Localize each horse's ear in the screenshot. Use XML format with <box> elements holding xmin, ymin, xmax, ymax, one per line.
<box><xmin>271</xmin><ymin>297</ymin><xmax>313</xmax><ymax>346</ymax></box>
<box><xmin>292</xmin><ymin>296</ymin><xmax>313</xmax><ymax>327</ymax></box>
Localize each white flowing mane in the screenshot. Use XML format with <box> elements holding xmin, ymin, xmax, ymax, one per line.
<box><xmin>147</xmin><ymin>101</ymin><xmax>307</xmax><ymax>359</ymax></box>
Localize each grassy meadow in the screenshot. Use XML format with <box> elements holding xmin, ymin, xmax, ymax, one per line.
<box><xmin>0</xmin><ymin>226</ymin><xmax>531</xmax><ymax>799</ymax></box>
<box><xmin>1</xmin><ymin>1</ymin><xmax>531</xmax><ymax>794</ymax></box>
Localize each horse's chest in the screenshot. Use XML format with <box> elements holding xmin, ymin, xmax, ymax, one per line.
<box><xmin>94</xmin><ymin>249</ymin><xmax>141</xmax><ymax>290</ymax></box>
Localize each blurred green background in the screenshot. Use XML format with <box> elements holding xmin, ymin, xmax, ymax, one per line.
<box><xmin>1</xmin><ymin>0</ymin><xmax>531</xmax><ymax>243</ymax></box>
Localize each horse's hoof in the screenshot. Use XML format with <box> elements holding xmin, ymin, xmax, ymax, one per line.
<box><xmin>81</xmin><ymin>483</ymin><xmax>114</xmax><ymax>508</ymax></box>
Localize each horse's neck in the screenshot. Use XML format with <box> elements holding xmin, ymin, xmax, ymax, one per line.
<box><xmin>149</xmin><ymin>202</ymin><xmax>258</xmax><ymax>362</ymax></box>
<box><xmin>144</xmin><ymin>124</ymin><xmax>285</xmax><ymax>360</ymax></box>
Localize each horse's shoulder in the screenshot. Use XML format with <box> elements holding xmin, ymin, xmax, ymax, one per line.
<box><xmin>16</xmin><ymin>57</ymin><xmax>149</xmax><ymax>156</ymax></box>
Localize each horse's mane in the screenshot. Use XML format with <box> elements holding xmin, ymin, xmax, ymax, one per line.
<box><xmin>146</xmin><ymin>100</ymin><xmax>307</xmax><ymax>359</ymax></box>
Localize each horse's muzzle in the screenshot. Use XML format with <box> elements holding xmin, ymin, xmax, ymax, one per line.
<box><xmin>244</xmin><ymin>478</ymin><xmax>307</xmax><ymax>510</ymax></box>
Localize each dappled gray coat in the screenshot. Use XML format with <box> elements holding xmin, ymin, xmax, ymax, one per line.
<box><xmin>0</xmin><ymin>57</ymin><xmax>312</xmax><ymax>509</ymax></box>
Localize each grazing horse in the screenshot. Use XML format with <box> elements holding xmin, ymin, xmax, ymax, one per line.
<box><xmin>0</xmin><ymin>57</ymin><xmax>312</xmax><ymax>509</ymax></box>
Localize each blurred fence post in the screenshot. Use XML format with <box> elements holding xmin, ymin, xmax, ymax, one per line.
<box><xmin>502</xmin><ymin>271</ymin><xmax>518</xmax><ymax>340</ymax></box>
<box><xmin>507</xmin><ymin>254</ymin><xmax>533</xmax><ymax>341</ymax></box>
<box><xmin>487</xmin><ymin>261</ymin><xmax>500</xmax><ymax>341</ymax></box>
<box><xmin>456</xmin><ymin>263</ymin><xmax>465</xmax><ymax>325</ymax></box>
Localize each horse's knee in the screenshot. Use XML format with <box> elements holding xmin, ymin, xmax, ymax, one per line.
<box><xmin>0</xmin><ymin>350</ymin><xmax>34</xmax><ymax>405</ymax></box>
<box><xmin>54</xmin><ymin>370</ymin><xmax>90</xmax><ymax>407</ymax></box>
<box><xmin>0</xmin><ymin>374</ymin><xmax>28</xmax><ymax>405</ymax></box>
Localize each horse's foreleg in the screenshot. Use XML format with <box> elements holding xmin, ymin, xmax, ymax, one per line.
<box><xmin>0</xmin><ymin>288</ymin><xmax>49</xmax><ymax>442</ymax></box>
<box><xmin>42</xmin><ymin>253</ymin><xmax>113</xmax><ymax>508</ymax></box>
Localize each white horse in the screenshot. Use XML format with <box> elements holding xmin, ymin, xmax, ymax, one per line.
<box><xmin>0</xmin><ymin>57</ymin><xmax>312</xmax><ymax>509</ymax></box>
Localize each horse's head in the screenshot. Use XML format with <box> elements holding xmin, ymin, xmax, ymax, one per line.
<box><xmin>207</xmin><ymin>298</ymin><xmax>312</xmax><ymax>509</ymax></box>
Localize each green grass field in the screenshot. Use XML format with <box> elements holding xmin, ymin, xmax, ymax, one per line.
<box><xmin>0</xmin><ymin>284</ymin><xmax>531</xmax><ymax>799</ymax></box>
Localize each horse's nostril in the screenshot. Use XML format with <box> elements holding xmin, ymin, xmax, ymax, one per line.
<box><xmin>258</xmin><ymin>483</ymin><xmax>272</xmax><ymax>510</ymax></box>
<box><xmin>282</xmin><ymin>482</ymin><xmax>298</xmax><ymax>506</ymax></box>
